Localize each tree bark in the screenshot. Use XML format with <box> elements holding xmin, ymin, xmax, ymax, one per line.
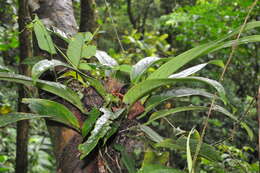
<box><xmin>79</xmin><ymin>0</ymin><xmax>98</xmax><ymax>33</ymax></box>
<box><xmin>16</xmin><ymin>0</ymin><xmax>32</xmax><ymax>172</ymax></box>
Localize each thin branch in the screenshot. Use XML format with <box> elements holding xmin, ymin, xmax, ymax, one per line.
<box><xmin>192</xmin><ymin>0</ymin><xmax>259</xmax><ymax>170</ymax></box>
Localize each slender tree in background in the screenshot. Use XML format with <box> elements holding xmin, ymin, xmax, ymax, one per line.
<box><xmin>79</xmin><ymin>0</ymin><xmax>98</xmax><ymax>32</ymax></box>
<box><xmin>16</xmin><ymin>0</ymin><xmax>32</xmax><ymax>172</ymax></box>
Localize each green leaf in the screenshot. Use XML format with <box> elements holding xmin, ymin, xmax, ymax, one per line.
<box><xmin>82</xmin><ymin>108</ymin><xmax>100</xmax><ymax>138</ymax></box>
<box><xmin>33</xmin><ymin>17</ymin><xmax>56</xmax><ymax>54</ymax></box>
<box><xmin>21</xmin><ymin>56</ymin><xmax>44</xmax><ymax>65</ymax></box>
<box><xmin>67</xmin><ymin>33</ymin><xmax>87</xmax><ymax>67</ymax></box>
<box><xmin>240</xmin><ymin>122</ymin><xmax>254</xmax><ymax>141</ymax></box>
<box><xmin>0</xmin><ymin>72</ymin><xmax>85</xmax><ymax>112</ymax></box>
<box><xmin>82</xmin><ymin>45</ymin><xmax>96</xmax><ymax>58</ymax></box>
<box><xmin>114</xmin><ymin>64</ymin><xmax>133</xmax><ymax>74</ymax></box>
<box><xmin>123</xmin><ymin>77</ymin><xmax>226</xmax><ymax>106</ymax></box>
<box><xmin>31</xmin><ymin>59</ymin><xmax>106</xmax><ymax>99</ymax></box>
<box><xmin>0</xmin><ymin>65</ymin><xmax>10</xmax><ymax>72</ymax></box>
<box><xmin>137</xmin><ymin>164</ymin><xmax>184</xmax><ymax>173</ymax></box>
<box><xmin>139</xmin><ymin>125</ymin><xmax>164</xmax><ymax>143</ymax></box>
<box><xmin>95</xmin><ymin>50</ymin><xmax>118</xmax><ymax>67</ymax></box>
<box><xmin>78</xmin><ymin>108</ymin><xmax>124</xmax><ymax>159</ymax></box>
<box><xmin>187</xmin><ymin>128</ymin><xmax>195</xmax><ymax>173</ymax></box>
<box><xmin>114</xmin><ymin>144</ymin><xmax>136</xmax><ymax>173</ymax></box>
<box><xmin>169</xmin><ymin>63</ymin><xmax>207</xmax><ymax>78</ymax></box>
<box><xmin>0</xmin><ymin>112</ymin><xmax>51</xmax><ymax>127</ymax></box>
<box><xmin>146</xmin><ymin>105</ymin><xmax>238</xmax><ymax>125</ymax></box>
<box><xmin>146</xmin><ymin>106</ymin><xmax>208</xmax><ymax>125</ymax></box>
<box><xmin>142</xmin><ymin>148</ymin><xmax>169</xmax><ymax>167</ymax></box>
<box><xmin>78</xmin><ymin>63</ymin><xmax>93</xmax><ymax>71</ymax></box>
<box><xmin>32</xmin><ymin>59</ymin><xmax>69</xmax><ymax>81</ymax></box>
<box><xmin>138</xmin><ymin>88</ymin><xmax>218</xmax><ymax>119</ymax></box>
<box><xmin>169</xmin><ymin>60</ymin><xmax>224</xmax><ymax>78</ymax></box>
<box><xmin>156</xmin><ymin>137</ymin><xmax>221</xmax><ymax>162</ymax></box>
<box><xmin>148</xmin><ymin>22</ymin><xmax>260</xmax><ymax>79</ymax></box>
<box><xmin>211</xmin><ymin>35</ymin><xmax>260</xmax><ymax>52</ymax></box>
<box><xmin>23</xmin><ymin>98</ymin><xmax>80</xmax><ymax>130</ymax></box>
<box><xmin>131</xmin><ymin>56</ymin><xmax>160</xmax><ymax>83</ymax></box>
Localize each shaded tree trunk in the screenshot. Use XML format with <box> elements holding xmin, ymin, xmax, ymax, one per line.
<box><xmin>79</xmin><ymin>0</ymin><xmax>98</xmax><ymax>32</ymax></box>
<box><xmin>16</xmin><ymin>0</ymin><xmax>32</xmax><ymax>172</ymax></box>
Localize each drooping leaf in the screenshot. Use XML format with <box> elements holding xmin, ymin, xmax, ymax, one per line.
<box><xmin>146</xmin><ymin>105</ymin><xmax>238</xmax><ymax>125</ymax></box>
<box><xmin>82</xmin><ymin>108</ymin><xmax>100</xmax><ymax>138</ymax></box>
<box><xmin>123</xmin><ymin>77</ymin><xmax>226</xmax><ymax>106</ymax></box>
<box><xmin>146</xmin><ymin>106</ymin><xmax>208</xmax><ymax>125</ymax></box>
<box><xmin>140</xmin><ymin>125</ymin><xmax>164</xmax><ymax>143</ymax></box>
<box><xmin>169</xmin><ymin>63</ymin><xmax>207</xmax><ymax>78</ymax></box>
<box><xmin>33</xmin><ymin>17</ymin><xmax>56</xmax><ymax>54</ymax></box>
<box><xmin>32</xmin><ymin>59</ymin><xmax>69</xmax><ymax>81</ymax></box>
<box><xmin>22</xmin><ymin>98</ymin><xmax>80</xmax><ymax>130</ymax></box>
<box><xmin>211</xmin><ymin>35</ymin><xmax>260</xmax><ymax>52</ymax></box>
<box><xmin>155</xmin><ymin>137</ymin><xmax>221</xmax><ymax>162</ymax></box>
<box><xmin>0</xmin><ymin>112</ymin><xmax>51</xmax><ymax>127</ymax></box>
<box><xmin>138</xmin><ymin>88</ymin><xmax>218</xmax><ymax>119</ymax></box>
<box><xmin>169</xmin><ymin>60</ymin><xmax>224</xmax><ymax>78</ymax></box>
<box><xmin>148</xmin><ymin>22</ymin><xmax>260</xmax><ymax>79</ymax></box>
<box><xmin>78</xmin><ymin>108</ymin><xmax>124</xmax><ymax>159</ymax></box>
<box><xmin>95</xmin><ymin>50</ymin><xmax>118</xmax><ymax>67</ymax></box>
<box><xmin>0</xmin><ymin>72</ymin><xmax>85</xmax><ymax>112</ymax></box>
<box><xmin>131</xmin><ymin>56</ymin><xmax>160</xmax><ymax>83</ymax></box>
<box><xmin>137</xmin><ymin>164</ymin><xmax>184</xmax><ymax>173</ymax></box>
<box><xmin>67</xmin><ymin>33</ymin><xmax>87</xmax><ymax>67</ymax></box>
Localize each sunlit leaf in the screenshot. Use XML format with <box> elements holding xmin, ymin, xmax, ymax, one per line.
<box><xmin>23</xmin><ymin>98</ymin><xmax>80</xmax><ymax>130</ymax></box>
<box><xmin>95</xmin><ymin>50</ymin><xmax>118</xmax><ymax>67</ymax></box>
<box><xmin>32</xmin><ymin>59</ymin><xmax>69</xmax><ymax>81</ymax></box>
<box><xmin>78</xmin><ymin>108</ymin><xmax>124</xmax><ymax>159</ymax></box>
<box><xmin>131</xmin><ymin>56</ymin><xmax>160</xmax><ymax>83</ymax></box>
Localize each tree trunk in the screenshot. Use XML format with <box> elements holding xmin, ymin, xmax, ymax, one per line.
<box><xmin>79</xmin><ymin>0</ymin><xmax>98</xmax><ymax>33</ymax></box>
<box><xmin>16</xmin><ymin>0</ymin><xmax>33</xmax><ymax>172</ymax></box>
<box><xmin>29</xmin><ymin>0</ymin><xmax>101</xmax><ymax>172</ymax></box>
